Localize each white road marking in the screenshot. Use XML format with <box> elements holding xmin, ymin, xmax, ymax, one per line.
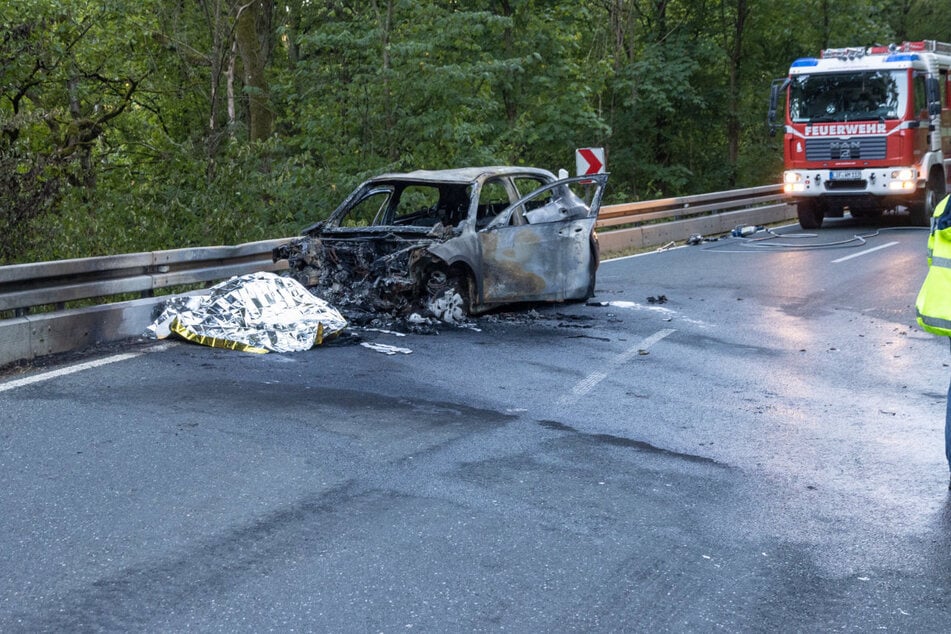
<box><xmin>558</xmin><ymin>329</ymin><xmax>676</xmax><ymax>406</ymax></box>
<box><xmin>831</xmin><ymin>241</ymin><xmax>898</xmax><ymax>263</ymax></box>
<box><xmin>360</xmin><ymin>342</ymin><xmax>412</xmax><ymax>355</ymax></box>
<box><xmin>605</xmin><ymin>246</ymin><xmax>686</xmax><ymax>262</ymax></box>
<box><xmin>600</xmin><ymin>300</ymin><xmax>711</xmax><ymax>328</ymax></box>
<box><xmin>0</xmin><ymin>342</ymin><xmax>175</xmax><ymax>393</ymax></box>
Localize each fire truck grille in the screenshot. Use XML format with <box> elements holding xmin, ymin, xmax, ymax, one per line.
<box><xmin>805</xmin><ymin>136</ymin><xmax>887</xmax><ymax>161</ymax></box>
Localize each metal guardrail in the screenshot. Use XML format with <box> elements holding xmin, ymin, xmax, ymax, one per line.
<box><xmin>0</xmin><ymin>185</ymin><xmax>793</xmax><ymax>367</ymax></box>
<box><xmin>0</xmin><ymin>239</ymin><xmax>289</xmax><ymax>367</ymax></box>
<box><xmin>597</xmin><ymin>184</ymin><xmax>784</xmax><ymax>228</ymax></box>
<box><xmin>0</xmin><ymin>239</ymin><xmax>289</xmax><ymax>315</ymax></box>
<box><xmin>594</xmin><ymin>183</ymin><xmax>791</xmax><ymax>252</ymax></box>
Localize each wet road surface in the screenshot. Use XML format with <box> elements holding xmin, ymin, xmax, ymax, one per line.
<box><xmin>2</xmin><ymin>219</ymin><xmax>950</xmax><ymax>631</ymax></box>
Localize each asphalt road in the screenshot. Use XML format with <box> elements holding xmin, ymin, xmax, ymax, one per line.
<box><xmin>2</xmin><ymin>217</ymin><xmax>950</xmax><ymax>632</ymax></box>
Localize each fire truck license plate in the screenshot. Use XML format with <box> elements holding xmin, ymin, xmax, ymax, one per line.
<box><xmin>829</xmin><ymin>170</ymin><xmax>862</xmax><ymax>180</ymax></box>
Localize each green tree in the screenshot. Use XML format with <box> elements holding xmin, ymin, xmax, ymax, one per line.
<box><xmin>888</xmin><ymin>0</ymin><xmax>951</xmax><ymax>42</ymax></box>
<box><xmin>3</xmin><ymin>0</ymin><xmax>951</xmax><ymax>264</ymax></box>
<box><xmin>0</xmin><ymin>0</ymin><xmax>157</xmax><ymax>261</ymax></box>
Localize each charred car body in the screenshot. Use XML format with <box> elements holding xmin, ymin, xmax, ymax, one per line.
<box><xmin>272</xmin><ymin>166</ymin><xmax>609</xmax><ymax>322</ymax></box>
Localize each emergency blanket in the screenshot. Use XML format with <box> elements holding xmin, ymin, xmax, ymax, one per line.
<box><xmin>147</xmin><ymin>271</ymin><xmax>347</xmax><ymax>353</ymax></box>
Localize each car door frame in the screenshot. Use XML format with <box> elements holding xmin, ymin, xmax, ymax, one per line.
<box><xmin>473</xmin><ymin>173</ymin><xmax>609</xmax><ymax>307</ymax></box>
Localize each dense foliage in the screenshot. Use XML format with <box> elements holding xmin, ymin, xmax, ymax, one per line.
<box><xmin>1</xmin><ymin>0</ymin><xmax>949</xmax><ymax>262</ymax></box>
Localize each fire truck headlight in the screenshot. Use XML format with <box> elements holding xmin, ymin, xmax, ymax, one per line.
<box><xmin>888</xmin><ymin>181</ymin><xmax>917</xmax><ymax>191</ymax></box>
<box><xmin>783</xmin><ymin>171</ymin><xmax>806</xmax><ymax>193</ymax></box>
<box><xmin>888</xmin><ymin>169</ymin><xmax>918</xmax><ymax>191</ymax></box>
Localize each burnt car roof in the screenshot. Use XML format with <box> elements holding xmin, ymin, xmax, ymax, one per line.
<box><xmin>364</xmin><ymin>165</ymin><xmax>557</xmax><ymax>185</ymax></box>
<box><xmin>300</xmin><ymin>166</ymin><xmax>563</xmax><ymax>235</ymax></box>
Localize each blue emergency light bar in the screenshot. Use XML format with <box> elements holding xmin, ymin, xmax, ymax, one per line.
<box><xmin>884</xmin><ymin>53</ymin><xmax>921</xmax><ymax>63</ymax></box>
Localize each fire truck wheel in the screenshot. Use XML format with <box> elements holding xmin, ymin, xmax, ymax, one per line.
<box><xmin>911</xmin><ymin>172</ymin><xmax>947</xmax><ymax>227</ymax></box>
<box><xmin>796</xmin><ymin>199</ymin><xmax>824</xmax><ymax>229</ymax></box>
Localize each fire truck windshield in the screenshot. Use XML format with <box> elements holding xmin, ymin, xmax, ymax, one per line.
<box><xmin>789</xmin><ymin>70</ymin><xmax>906</xmax><ymax>123</ymax></box>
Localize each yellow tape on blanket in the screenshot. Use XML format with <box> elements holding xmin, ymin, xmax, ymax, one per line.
<box><xmin>169</xmin><ymin>317</ymin><xmax>270</xmax><ymax>354</ymax></box>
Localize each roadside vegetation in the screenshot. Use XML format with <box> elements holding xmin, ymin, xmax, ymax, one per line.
<box><xmin>1</xmin><ymin>0</ymin><xmax>948</xmax><ymax>263</ymax></box>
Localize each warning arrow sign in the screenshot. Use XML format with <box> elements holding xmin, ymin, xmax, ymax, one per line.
<box><xmin>575</xmin><ymin>147</ymin><xmax>605</xmax><ymax>176</ymax></box>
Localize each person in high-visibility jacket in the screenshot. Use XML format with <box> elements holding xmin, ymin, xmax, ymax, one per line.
<box><xmin>915</xmin><ymin>193</ymin><xmax>951</xmax><ymax>489</ymax></box>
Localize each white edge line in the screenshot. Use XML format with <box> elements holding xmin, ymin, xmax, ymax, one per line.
<box><xmin>0</xmin><ymin>342</ymin><xmax>175</xmax><ymax>393</ymax></box>
<box><xmin>831</xmin><ymin>241</ymin><xmax>898</xmax><ymax>263</ymax></box>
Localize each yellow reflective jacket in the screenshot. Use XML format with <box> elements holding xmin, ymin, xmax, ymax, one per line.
<box><xmin>916</xmin><ymin>194</ymin><xmax>951</xmax><ymax>335</ymax></box>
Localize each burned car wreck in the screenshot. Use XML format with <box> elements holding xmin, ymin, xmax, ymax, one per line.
<box><xmin>272</xmin><ymin>166</ymin><xmax>609</xmax><ymax>324</ymax></box>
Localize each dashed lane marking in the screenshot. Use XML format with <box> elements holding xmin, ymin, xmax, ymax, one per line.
<box><xmin>558</xmin><ymin>329</ymin><xmax>676</xmax><ymax>406</ymax></box>
<box><xmin>831</xmin><ymin>241</ymin><xmax>898</xmax><ymax>263</ymax></box>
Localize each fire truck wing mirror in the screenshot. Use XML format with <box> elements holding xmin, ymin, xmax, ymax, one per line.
<box><xmin>767</xmin><ymin>78</ymin><xmax>789</xmax><ymax>136</ymax></box>
<box><xmin>926</xmin><ymin>77</ymin><xmax>941</xmax><ymax>117</ymax></box>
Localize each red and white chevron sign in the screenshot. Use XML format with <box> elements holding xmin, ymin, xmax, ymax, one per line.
<box><xmin>575</xmin><ymin>147</ymin><xmax>605</xmax><ymax>176</ymax></box>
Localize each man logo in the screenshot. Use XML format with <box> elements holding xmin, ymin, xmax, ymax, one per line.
<box><xmin>829</xmin><ymin>139</ymin><xmax>861</xmax><ymax>159</ymax></box>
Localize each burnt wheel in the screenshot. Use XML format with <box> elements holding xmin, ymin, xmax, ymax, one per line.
<box><xmin>425</xmin><ymin>266</ymin><xmax>475</xmax><ymax>321</ymax></box>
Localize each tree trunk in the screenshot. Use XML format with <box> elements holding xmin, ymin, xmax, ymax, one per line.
<box><xmin>370</xmin><ymin>0</ymin><xmax>396</xmax><ymax>161</ymax></box>
<box><xmin>227</xmin><ymin>40</ymin><xmax>237</xmax><ymax>127</ymax></box>
<box><xmin>497</xmin><ymin>0</ymin><xmax>518</xmax><ymax>126</ymax></box>
<box><xmin>725</xmin><ymin>0</ymin><xmax>749</xmax><ymax>187</ymax></box>
<box><xmin>234</xmin><ymin>0</ymin><xmax>273</xmax><ymax>141</ymax></box>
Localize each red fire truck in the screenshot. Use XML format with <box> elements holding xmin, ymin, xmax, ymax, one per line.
<box><xmin>768</xmin><ymin>40</ymin><xmax>951</xmax><ymax>228</ymax></box>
